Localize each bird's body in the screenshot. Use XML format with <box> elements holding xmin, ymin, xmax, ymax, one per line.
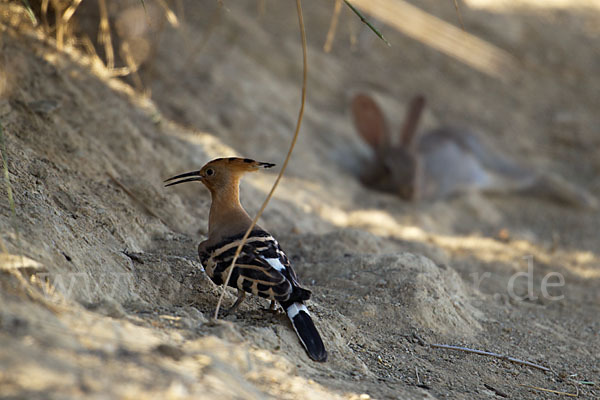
<box><xmin>198</xmin><ymin>228</ymin><xmax>305</xmax><ymax>303</ymax></box>
<box><xmin>165</xmin><ymin>157</ymin><xmax>327</xmax><ymax>362</ymax></box>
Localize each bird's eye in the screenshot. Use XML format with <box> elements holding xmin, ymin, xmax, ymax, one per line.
<box><xmin>205</xmin><ymin>168</ymin><xmax>215</xmax><ymax>176</ymax></box>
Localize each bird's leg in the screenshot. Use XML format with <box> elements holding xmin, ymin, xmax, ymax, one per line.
<box><xmin>266</xmin><ymin>300</ymin><xmax>283</xmax><ymax>314</ymax></box>
<box><xmin>223</xmin><ymin>289</ymin><xmax>246</xmax><ymax>316</ymax></box>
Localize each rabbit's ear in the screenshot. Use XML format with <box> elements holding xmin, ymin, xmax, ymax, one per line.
<box><xmin>399</xmin><ymin>95</ymin><xmax>426</xmax><ymax>147</ymax></box>
<box><xmin>351</xmin><ymin>93</ymin><xmax>390</xmax><ymax>150</ymax></box>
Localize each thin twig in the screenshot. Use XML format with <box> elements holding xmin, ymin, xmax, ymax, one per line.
<box><xmin>80</xmin><ymin>35</ymin><xmax>110</xmax><ymax>68</ymax></box>
<box><xmin>343</xmin><ymin>0</ymin><xmax>390</xmax><ymax>47</ymax></box>
<box><xmin>156</xmin><ymin>0</ymin><xmax>179</xmax><ymax>27</ymax></box>
<box><xmin>120</xmin><ymin>42</ymin><xmax>145</xmax><ymax>92</ymax></box>
<box><xmin>453</xmin><ymin>0</ymin><xmax>465</xmax><ymax>31</ymax></box>
<box><xmin>430</xmin><ymin>344</ymin><xmax>551</xmax><ymax>372</ymax></box>
<box><xmin>98</xmin><ymin>0</ymin><xmax>115</xmax><ymax>70</ymax></box>
<box><xmin>41</xmin><ymin>0</ymin><xmax>50</xmax><ymax>33</ymax></box>
<box><xmin>57</xmin><ymin>0</ymin><xmax>83</xmax><ymax>50</ymax></box>
<box><xmin>323</xmin><ymin>0</ymin><xmax>342</xmax><ymax>53</ymax></box>
<box><xmin>519</xmin><ymin>384</ymin><xmax>578</xmax><ymax>397</ymax></box>
<box><xmin>61</xmin><ymin>0</ymin><xmax>83</xmax><ymax>25</ymax></box>
<box><xmin>51</xmin><ymin>0</ymin><xmax>62</xmax><ymax>48</ymax></box>
<box><xmin>570</xmin><ymin>379</ymin><xmax>595</xmax><ymax>386</ymax></box>
<box><xmin>348</xmin><ymin>0</ymin><xmax>518</xmax><ymax>81</ymax></box>
<box><xmin>213</xmin><ymin>0</ymin><xmax>308</xmax><ymax>319</ymax></box>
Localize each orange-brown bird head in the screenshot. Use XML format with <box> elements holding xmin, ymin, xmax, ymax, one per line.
<box><xmin>164</xmin><ymin>157</ymin><xmax>275</xmax><ymax>194</ymax></box>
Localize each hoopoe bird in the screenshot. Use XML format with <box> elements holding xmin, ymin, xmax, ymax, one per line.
<box><xmin>165</xmin><ymin>157</ymin><xmax>327</xmax><ymax>362</ymax></box>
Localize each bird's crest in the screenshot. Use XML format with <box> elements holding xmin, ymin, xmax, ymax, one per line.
<box><xmin>206</xmin><ymin>157</ymin><xmax>275</xmax><ymax>172</ymax></box>
<box><xmin>164</xmin><ymin>157</ymin><xmax>274</xmax><ymax>187</ymax></box>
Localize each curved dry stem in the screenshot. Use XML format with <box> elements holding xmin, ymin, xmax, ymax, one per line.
<box><xmin>57</xmin><ymin>0</ymin><xmax>83</xmax><ymax>50</ymax></box>
<box><xmin>213</xmin><ymin>0</ymin><xmax>308</xmax><ymax>320</ymax></box>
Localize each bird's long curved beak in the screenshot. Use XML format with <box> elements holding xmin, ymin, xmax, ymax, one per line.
<box><xmin>164</xmin><ymin>170</ymin><xmax>203</xmax><ymax>187</ymax></box>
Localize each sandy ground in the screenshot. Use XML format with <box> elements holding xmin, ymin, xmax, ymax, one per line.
<box><xmin>0</xmin><ymin>0</ymin><xmax>599</xmax><ymax>398</ymax></box>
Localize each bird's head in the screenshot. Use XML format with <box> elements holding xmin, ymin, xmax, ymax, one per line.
<box><xmin>164</xmin><ymin>157</ymin><xmax>275</xmax><ymax>193</ymax></box>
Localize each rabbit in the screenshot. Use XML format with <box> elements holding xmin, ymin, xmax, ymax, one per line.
<box><xmin>351</xmin><ymin>92</ymin><xmax>598</xmax><ymax>209</ymax></box>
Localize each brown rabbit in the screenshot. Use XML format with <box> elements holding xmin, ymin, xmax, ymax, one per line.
<box><xmin>351</xmin><ymin>93</ymin><xmax>598</xmax><ymax>209</ymax></box>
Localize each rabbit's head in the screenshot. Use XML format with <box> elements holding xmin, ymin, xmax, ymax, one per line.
<box><xmin>351</xmin><ymin>93</ymin><xmax>425</xmax><ymax>200</ymax></box>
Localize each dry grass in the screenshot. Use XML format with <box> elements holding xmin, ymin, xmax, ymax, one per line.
<box><xmin>214</xmin><ymin>0</ymin><xmax>309</xmax><ymax>318</ymax></box>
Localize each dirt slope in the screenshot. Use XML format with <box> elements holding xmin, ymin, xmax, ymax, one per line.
<box><xmin>1</xmin><ymin>1</ymin><xmax>599</xmax><ymax>399</ymax></box>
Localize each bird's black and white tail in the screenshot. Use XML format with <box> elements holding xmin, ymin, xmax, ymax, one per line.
<box><xmin>284</xmin><ymin>302</ymin><xmax>327</xmax><ymax>362</ymax></box>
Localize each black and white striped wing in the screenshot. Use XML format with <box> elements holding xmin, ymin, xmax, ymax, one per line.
<box><xmin>199</xmin><ymin>230</ymin><xmax>299</xmax><ymax>302</ymax></box>
<box><xmin>198</xmin><ymin>229</ymin><xmax>325</xmax><ymax>362</ymax></box>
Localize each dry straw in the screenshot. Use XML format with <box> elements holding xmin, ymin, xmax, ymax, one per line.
<box><xmin>213</xmin><ymin>0</ymin><xmax>308</xmax><ymax>319</ymax></box>
<box><xmin>211</xmin><ymin>0</ymin><xmax>390</xmax><ymax>319</ymax></box>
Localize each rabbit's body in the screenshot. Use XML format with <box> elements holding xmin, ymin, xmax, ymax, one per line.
<box><xmin>351</xmin><ymin>93</ymin><xmax>597</xmax><ymax>209</ymax></box>
<box><xmin>415</xmin><ymin>127</ymin><xmax>535</xmax><ymax>200</ymax></box>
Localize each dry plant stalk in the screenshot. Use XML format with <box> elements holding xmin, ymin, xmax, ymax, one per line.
<box><xmin>97</xmin><ymin>0</ymin><xmax>115</xmax><ymax>70</ymax></box>
<box><xmin>453</xmin><ymin>0</ymin><xmax>465</xmax><ymax>30</ymax></box>
<box><xmin>55</xmin><ymin>0</ymin><xmax>83</xmax><ymax>50</ymax></box>
<box><xmin>155</xmin><ymin>0</ymin><xmax>179</xmax><ymax>27</ymax></box>
<box><xmin>323</xmin><ymin>0</ymin><xmax>342</xmax><ymax>53</ymax></box>
<box><xmin>41</xmin><ymin>0</ymin><xmax>50</xmax><ymax>32</ymax></box>
<box><xmin>431</xmin><ymin>343</ymin><xmax>551</xmax><ymax>372</ymax></box>
<box><xmin>213</xmin><ymin>0</ymin><xmax>308</xmax><ymax>319</ymax></box>
<box><xmin>120</xmin><ymin>42</ymin><xmax>145</xmax><ymax>92</ymax></box>
<box><xmin>519</xmin><ymin>384</ymin><xmax>578</xmax><ymax>397</ymax></box>
<box><xmin>349</xmin><ymin>0</ymin><xmax>518</xmax><ymax>80</ymax></box>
